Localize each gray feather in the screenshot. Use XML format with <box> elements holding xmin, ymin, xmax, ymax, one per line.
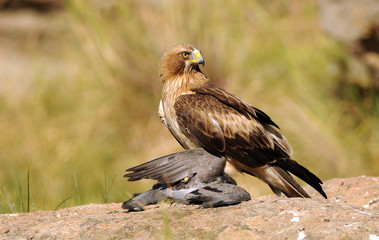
<box><xmin>123</xmin><ymin>149</ymin><xmax>250</xmax><ymax>211</ymax></box>
<box><xmin>124</xmin><ymin>148</ymin><xmax>226</xmax><ymax>184</ymax></box>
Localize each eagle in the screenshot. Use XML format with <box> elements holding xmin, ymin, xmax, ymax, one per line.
<box><xmin>158</xmin><ymin>43</ymin><xmax>327</xmax><ymax>199</ymax></box>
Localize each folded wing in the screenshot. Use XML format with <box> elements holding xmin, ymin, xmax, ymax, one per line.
<box><xmin>173</xmin><ymin>87</ymin><xmax>326</xmax><ymax>199</ymax></box>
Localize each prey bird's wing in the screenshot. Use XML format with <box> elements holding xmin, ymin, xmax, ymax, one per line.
<box><xmin>123</xmin><ymin>147</ymin><xmax>249</xmax><ymax>211</ymax></box>
<box><xmin>124</xmin><ymin>148</ymin><xmax>225</xmax><ymax>184</ymax></box>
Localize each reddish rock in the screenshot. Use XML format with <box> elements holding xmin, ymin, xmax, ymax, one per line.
<box><xmin>0</xmin><ymin>176</ymin><xmax>378</xmax><ymax>239</ymax></box>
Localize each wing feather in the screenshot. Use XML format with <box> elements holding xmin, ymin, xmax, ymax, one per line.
<box><xmin>174</xmin><ymin>92</ymin><xmax>288</xmax><ymax>166</ymax></box>
<box><xmin>194</xmin><ymin>86</ymin><xmax>293</xmax><ymax>155</ymax></box>
<box><xmin>173</xmin><ymin>87</ymin><xmax>326</xmax><ymax>198</ymax></box>
<box><xmin>124</xmin><ymin>148</ymin><xmax>226</xmax><ymax>184</ymax></box>
<box><xmin>193</xmin><ymin>87</ymin><xmax>280</xmax><ymax>128</ymax></box>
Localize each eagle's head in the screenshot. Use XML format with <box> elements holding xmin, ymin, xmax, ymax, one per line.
<box><xmin>159</xmin><ymin>44</ymin><xmax>205</xmax><ymax>84</ymax></box>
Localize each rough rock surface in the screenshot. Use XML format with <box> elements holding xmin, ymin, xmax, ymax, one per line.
<box><xmin>0</xmin><ymin>176</ymin><xmax>378</xmax><ymax>240</ymax></box>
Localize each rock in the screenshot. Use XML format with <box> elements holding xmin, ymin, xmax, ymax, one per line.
<box><xmin>0</xmin><ymin>176</ymin><xmax>378</xmax><ymax>239</ymax></box>
<box><xmin>319</xmin><ymin>0</ymin><xmax>379</xmax><ymax>88</ymax></box>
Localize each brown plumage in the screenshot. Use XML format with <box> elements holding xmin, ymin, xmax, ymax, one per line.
<box><xmin>158</xmin><ymin>43</ymin><xmax>327</xmax><ymax>199</ymax></box>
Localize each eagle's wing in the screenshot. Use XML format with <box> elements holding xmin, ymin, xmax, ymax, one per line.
<box><xmin>174</xmin><ymin>89</ymin><xmax>289</xmax><ymax>167</ymax></box>
<box><xmin>174</xmin><ymin>87</ymin><xmax>326</xmax><ymax>199</ymax></box>
<box><xmin>194</xmin><ymin>86</ymin><xmax>293</xmax><ymax>156</ymax></box>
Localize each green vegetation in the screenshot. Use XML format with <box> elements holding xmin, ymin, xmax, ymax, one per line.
<box><xmin>0</xmin><ymin>0</ymin><xmax>377</xmax><ymax>213</ymax></box>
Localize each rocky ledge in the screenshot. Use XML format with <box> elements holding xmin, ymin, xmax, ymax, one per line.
<box><xmin>0</xmin><ymin>176</ymin><xmax>378</xmax><ymax>239</ymax></box>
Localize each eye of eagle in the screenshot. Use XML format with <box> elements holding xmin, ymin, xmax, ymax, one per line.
<box><xmin>181</xmin><ymin>52</ymin><xmax>189</xmax><ymax>58</ymax></box>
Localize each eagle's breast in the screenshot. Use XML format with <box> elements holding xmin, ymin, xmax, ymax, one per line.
<box><xmin>161</xmin><ymin>76</ymin><xmax>197</xmax><ymax>150</ymax></box>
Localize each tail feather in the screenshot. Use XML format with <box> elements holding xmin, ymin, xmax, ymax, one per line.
<box><xmin>273</xmin><ymin>159</ymin><xmax>327</xmax><ymax>199</ymax></box>
<box><xmin>251</xmin><ymin>166</ymin><xmax>311</xmax><ymax>198</ymax></box>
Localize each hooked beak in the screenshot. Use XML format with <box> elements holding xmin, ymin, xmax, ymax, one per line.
<box><xmin>187</xmin><ymin>50</ymin><xmax>205</xmax><ymax>67</ymax></box>
<box><xmin>197</xmin><ymin>54</ymin><xmax>205</xmax><ymax>67</ymax></box>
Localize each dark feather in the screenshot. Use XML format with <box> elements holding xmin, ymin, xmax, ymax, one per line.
<box><xmin>174</xmin><ymin>93</ymin><xmax>289</xmax><ymax>165</ymax></box>
<box><xmin>124</xmin><ymin>148</ymin><xmax>226</xmax><ymax>185</ymax></box>
<box><xmin>193</xmin><ymin>86</ymin><xmax>280</xmax><ymax>128</ymax></box>
<box><xmin>273</xmin><ymin>159</ymin><xmax>327</xmax><ymax>198</ymax></box>
<box><xmin>173</xmin><ymin>88</ymin><xmax>326</xmax><ymax>199</ymax></box>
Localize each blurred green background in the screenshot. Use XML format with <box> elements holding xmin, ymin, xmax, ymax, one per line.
<box><xmin>0</xmin><ymin>0</ymin><xmax>378</xmax><ymax>213</ymax></box>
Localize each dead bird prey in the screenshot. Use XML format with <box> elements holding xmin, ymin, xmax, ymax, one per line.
<box><xmin>123</xmin><ymin>148</ymin><xmax>250</xmax><ymax>211</ymax></box>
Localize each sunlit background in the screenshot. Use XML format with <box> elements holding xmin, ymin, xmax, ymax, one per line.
<box><xmin>0</xmin><ymin>0</ymin><xmax>378</xmax><ymax>213</ymax></box>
